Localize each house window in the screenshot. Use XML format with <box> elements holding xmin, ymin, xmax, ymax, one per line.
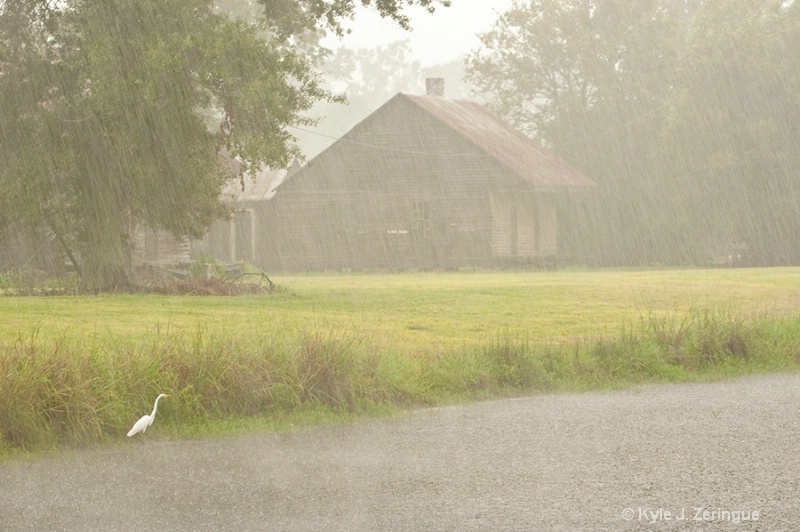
<box><xmin>410</xmin><ymin>200</ymin><xmax>430</xmax><ymax>241</ymax></box>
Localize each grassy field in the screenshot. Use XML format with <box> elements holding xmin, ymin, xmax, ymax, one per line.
<box><xmin>2</xmin><ymin>267</ymin><xmax>800</xmax><ymax>456</ymax></box>
<box><xmin>3</xmin><ymin>268</ymin><xmax>799</xmax><ymax>352</ymax></box>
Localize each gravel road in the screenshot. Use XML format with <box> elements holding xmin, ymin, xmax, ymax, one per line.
<box><xmin>2</xmin><ymin>374</ymin><xmax>798</xmax><ymax>531</ymax></box>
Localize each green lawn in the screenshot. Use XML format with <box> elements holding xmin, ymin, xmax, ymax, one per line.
<box><xmin>3</xmin><ymin>268</ymin><xmax>798</xmax><ymax>356</ymax></box>
<box><xmin>3</xmin><ymin>267</ymin><xmax>800</xmax><ymax>455</ymax></box>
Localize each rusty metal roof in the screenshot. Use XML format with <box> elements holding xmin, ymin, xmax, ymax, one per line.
<box><xmin>220</xmin><ymin>166</ymin><xmax>288</xmax><ymax>202</ymax></box>
<box><xmin>402</xmin><ymin>93</ymin><xmax>597</xmax><ymax>189</ymax></box>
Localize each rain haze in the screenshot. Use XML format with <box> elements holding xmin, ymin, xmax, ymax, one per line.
<box><xmin>299</xmin><ymin>0</ymin><xmax>513</xmax><ymax>157</ymax></box>
<box><xmin>321</xmin><ymin>0</ymin><xmax>514</xmax><ymax>66</ymax></box>
<box><xmin>2</xmin><ymin>0</ymin><xmax>800</xmax><ymax>530</ymax></box>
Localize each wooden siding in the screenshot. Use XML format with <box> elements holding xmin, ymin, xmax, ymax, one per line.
<box><xmin>490</xmin><ymin>191</ymin><xmax>556</xmax><ymax>259</ymax></box>
<box><xmin>260</xmin><ymin>94</ymin><xmax>590</xmax><ymax>272</ymax></box>
<box><xmin>267</xmin><ymin>183</ymin><xmax>498</xmax><ymax>271</ymax></box>
<box><xmin>132</xmin><ymin>227</ymin><xmax>191</xmax><ymax>266</ymax></box>
<box><xmin>203</xmin><ymin>208</ymin><xmax>258</xmax><ymax>264</ymax></box>
<box><xmin>538</xmin><ymin>202</ymin><xmax>558</xmax><ymax>256</ymax></box>
<box><xmin>490</xmin><ymin>193</ymin><xmax>513</xmax><ymax>257</ymax></box>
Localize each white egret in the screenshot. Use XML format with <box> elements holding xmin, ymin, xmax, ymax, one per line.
<box><xmin>127</xmin><ymin>393</ymin><xmax>171</xmax><ymax>437</ymax></box>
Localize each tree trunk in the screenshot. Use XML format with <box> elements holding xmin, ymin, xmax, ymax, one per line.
<box><xmin>77</xmin><ymin>224</ymin><xmax>133</xmax><ymax>293</ymax></box>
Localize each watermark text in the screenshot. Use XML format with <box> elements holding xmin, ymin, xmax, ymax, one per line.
<box><xmin>621</xmin><ymin>506</ymin><xmax>760</xmax><ymax>525</ymax></box>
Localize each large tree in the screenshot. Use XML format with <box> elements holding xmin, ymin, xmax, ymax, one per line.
<box><xmin>466</xmin><ymin>0</ymin><xmax>698</xmax><ymax>265</ymax></box>
<box><xmin>0</xmin><ymin>0</ymin><xmax>449</xmax><ymax>291</ymax></box>
<box><xmin>467</xmin><ymin>0</ymin><xmax>800</xmax><ymax>267</ymax></box>
<box><xmin>665</xmin><ymin>0</ymin><xmax>800</xmax><ymax>265</ymax></box>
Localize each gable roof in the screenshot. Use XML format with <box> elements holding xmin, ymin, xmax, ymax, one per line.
<box><xmin>401</xmin><ymin>93</ymin><xmax>596</xmax><ymax>189</ymax></box>
<box><xmin>219</xmin><ymin>160</ymin><xmax>299</xmax><ymax>203</ymax></box>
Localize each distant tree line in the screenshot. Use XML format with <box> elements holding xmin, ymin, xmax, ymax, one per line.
<box><xmin>467</xmin><ymin>0</ymin><xmax>800</xmax><ymax>267</ymax></box>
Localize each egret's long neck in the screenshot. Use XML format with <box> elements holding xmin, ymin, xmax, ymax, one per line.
<box><xmin>151</xmin><ymin>396</ymin><xmax>162</xmax><ymax>417</ymax></box>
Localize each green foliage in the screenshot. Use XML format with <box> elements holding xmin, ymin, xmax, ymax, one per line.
<box><xmin>665</xmin><ymin>0</ymin><xmax>800</xmax><ymax>265</ymax></box>
<box><xmin>0</xmin><ymin>328</ymin><xmax>413</xmax><ymax>452</ymax></box>
<box><xmin>296</xmin><ymin>40</ymin><xmax>424</xmax><ymax>157</ymax></box>
<box><xmin>466</xmin><ymin>0</ymin><xmax>800</xmax><ymax>267</ymax></box>
<box><xmin>256</xmin><ymin>0</ymin><xmax>451</xmax><ymax>37</ymax></box>
<box><xmin>0</xmin><ymin>268</ymin><xmax>78</xmax><ymax>296</ymax></box>
<box><xmin>0</xmin><ymin>0</ymin><xmax>450</xmax><ymax>292</ymax></box>
<box><xmin>3</xmin><ymin>307</ymin><xmax>800</xmax><ymax>455</ymax></box>
<box><xmin>2</xmin><ymin>269</ymin><xmax>799</xmax><ymax>456</ymax></box>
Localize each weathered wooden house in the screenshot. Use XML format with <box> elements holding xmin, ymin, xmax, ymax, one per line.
<box><xmin>195</xmin><ymin>164</ymin><xmax>292</xmax><ymax>266</ymax></box>
<box><xmin>0</xmin><ymin>221</ymin><xmax>190</xmax><ymax>275</ymax></box>
<box><xmin>262</xmin><ymin>80</ymin><xmax>598</xmax><ymax>271</ymax></box>
<box><xmin>131</xmin><ymin>226</ymin><xmax>191</xmax><ymax>267</ymax></box>
<box><xmin>127</xmin><ymin>151</ymin><xmax>291</xmax><ymax>271</ymax></box>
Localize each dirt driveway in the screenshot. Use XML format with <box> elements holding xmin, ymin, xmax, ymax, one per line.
<box><xmin>2</xmin><ymin>374</ymin><xmax>798</xmax><ymax>531</ymax></box>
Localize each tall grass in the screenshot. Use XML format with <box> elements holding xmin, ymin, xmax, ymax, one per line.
<box><xmin>2</xmin><ymin>308</ymin><xmax>799</xmax><ymax>455</ymax></box>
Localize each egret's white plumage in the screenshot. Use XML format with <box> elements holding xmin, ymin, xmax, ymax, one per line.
<box><xmin>127</xmin><ymin>393</ymin><xmax>171</xmax><ymax>437</ymax></box>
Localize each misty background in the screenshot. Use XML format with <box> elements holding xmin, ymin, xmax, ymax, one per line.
<box><xmin>303</xmin><ymin>0</ymin><xmax>800</xmax><ymax>269</ymax></box>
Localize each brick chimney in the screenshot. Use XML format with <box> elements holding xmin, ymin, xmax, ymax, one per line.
<box><xmin>425</xmin><ymin>78</ymin><xmax>445</xmax><ymax>97</ymax></box>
